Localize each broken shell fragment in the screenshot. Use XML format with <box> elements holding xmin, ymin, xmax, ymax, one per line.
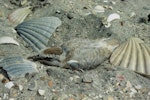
<box><xmin>110</xmin><ymin>37</ymin><xmax>150</xmax><ymax>75</ymax></box>
<box><xmin>8</xmin><ymin>7</ymin><xmax>31</xmax><ymax>24</ymax></box>
<box><xmin>0</xmin><ymin>56</ymin><xmax>38</xmax><ymax>80</ymax></box>
<box><xmin>107</xmin><ymin>13</ymin><xmax>120</xmax><ymax>22</ymax></box>
<box><xmin>63</xmin><ymin>38</ymin><xmax>119</xmax><ymax>70</ymax></box>
<box><xmin>0</xmin><ymin>36</ymin><xmax>19</xmax><ymax>45</ymax></box>
<box><xmin>15</xmin><ymin>17</ymin><xmax>62</xmax><ymax>52</ymax></box>
<box><xmin>93</xmin><ymin>5</ymin><xmax>105</xmax><ymax>13</ymax></box>
<box><xmin>5</xmin><ymin>81</ymin><xmax>14</xmax><ymax>89</ymax></box>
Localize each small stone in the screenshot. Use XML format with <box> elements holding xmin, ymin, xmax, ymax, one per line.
<box><xmin>38</xmin><ymin>89</ymin><xmax>45</xmax><ymax>96</ymax></box>
<box><xmin>148</xmin><ymin>91</ymin><xmax>150</xmax><ymax>95</ymax></box>
<box><xmin>48</xmin><ymin>80</ymin><xmax>54</xmax><ymax>87</ymax></box>
<box><xmin>5</xmin><ymin>81</ymin><xmax>14</xmax><ymax>89</ymax></box>
<box><xmin>82</xmin><ymin>74</ymin><xmax>93</xmax><ymax>83</ymax></box>
<box><xmin>0</xmin><ymin>74</ymin><xmax>4</xmax><ymax>80</ymax></box>
<box><xmin>135</xmin><ymin>85</ymin><xmax>142</xmax><ymax>90</ymax></box>
<box><xmin>107</xmin><ymin>96</ymin><xmax>115</xmax><ymax>100</ymax></box>
<box><xmin>19</xmin><ymin>85</ymin><xmax>23</xmax><ymax>91</ymax></box>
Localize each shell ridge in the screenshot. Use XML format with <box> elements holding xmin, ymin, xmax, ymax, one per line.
<box><xmin>19</xmin><ymin>30</ymin><xmax>46</xmax><ymax>49</ymax></box>
<box><xmin>20</xmin><ymin>34</ymin><xmax>40</xmax><ymax>51</ymax></box>
<box><xmin>136</xmin><ymin>41</ymin><xmax>145</xmax><ymax>73</ymax></box>
<box><xmin>140</xmin><ymin>44</ymin><xmax>150</xmax><ymax>74</ymax></box>
<box><xmin>17</xmin><ymin>28</ymin><xmax>49</xmax><ymax>45</ymax></box>
<box><xmin>120</xmin><ymin>39</ymin><xmax>132</xmax><ymax>68</ymax></box>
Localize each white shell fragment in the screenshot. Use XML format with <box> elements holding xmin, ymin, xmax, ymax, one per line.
<box><xmin>93</xmin><ymin>5</ymin><xmax>105</xmax><ymax>13</ymax></box>
<box><xmin>63</xmin><ymin>38</ymin><xmax>119</xmax><ymax>70</ymax></box>
<box><xmin>8</xmin><ymin>7</ymin><xmax>31</xmax><ymax>24</ymax></box>
<box><xmin>0</xmin><ymin>36</ymin><xmax>19</xmax><ymax>45</ymax></box>
<box><xmin>0</xmin><ymin>56</ymin><xmax>38</xmax><ymax>80</ymax></box>
<box><xmin>38</xmin><ymin>89</ymin><xmax>45</xmax><ymax>96</ymax></box>
<box><xmin>107</xmin><ymin>13</ymin><xmax>120</xmax><ymax>22</ymax></box>
<box><xmin>5</xmin><ymin>81</ymin><xmax>14</xmax><ymax>89</ymax></box>
<box><xmin>110</xmin><ymin>37</ymin><xmax>150</xmax><ymax>75</ymax></box>
<box><xmin>15</xmin><ymin>17</ymin><xmax>62</xmax><ymax>52</ymax></box>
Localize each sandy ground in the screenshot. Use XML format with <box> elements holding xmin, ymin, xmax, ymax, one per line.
<box><xmin>0</xmin><ymin>0</ymin><xmax>150</xmax><ymax>100</ymax></box>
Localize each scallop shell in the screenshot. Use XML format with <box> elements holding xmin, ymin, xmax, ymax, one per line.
<box><xmin>110</xmin><ymin>37</ymin><xmax>150</xmax><ymax>75</ymax></box>
<box><xmin>8</xmin><ymin>7</ymin><xmax>31</xmax><ymax>24</ymax></box>
<box><xmin>0</xmin><ymin>36</ymin><xmax>19</xmax><ymax>45</ymax></box>
<box><xmin>0</xmin><ymin>56</ymin><xmax>38</xmax><ymax>80</ymax></box>
<box><xmin>63</xmin><ymin>38</ymin><xmax>119</xmax><ymax>70</ymax></box>
<box><xmin>15</xmin><ymin>17</ymin><xmax>62</xmax><ymax>52</ymax></box>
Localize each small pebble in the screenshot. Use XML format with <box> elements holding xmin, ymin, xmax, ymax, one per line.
<box><xmin>38</xmin><ymin>89</ymin><xmax>45</xmax><ymax>96</ymax></box>
<box><xmin>19</xmin><ymin>85</ymin><xmax>23</xmax><ymax>91</ymax></box>
<box><xmin>48</xmin><ymin>80</ymin><xmax>54</xmax><ymax>87</ymax></box>
<box><xmin>135</xmin><ymin>85</ymin><xmax>142</xmax><ymax>90</ymax></box>
<box><xmin>0</xmin><ymin>74</ymin><xmax>4</xmax><ymax>80</ymax></box>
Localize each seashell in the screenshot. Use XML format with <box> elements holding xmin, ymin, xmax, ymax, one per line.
<box><xmin>15</xmin><ymin>17</ymin><xmax>62</xmax><ymax>52</ymax></box>
<box><xmin>0</xmin><ymin>36</ymin><xmax>19</xmax><ymax>45</ymax></box>
<box><xmin>110</xmin><ymin>37</ymin><xmax>150</xmax><ymax>75</ymax></box>
<box><xmin>107</xmin><ymin>13</ymin><xmax>120</xmax><ymax>22</ymax></box>
<box><xmin>0</xmin><ymin>56</ymin><xmax>38</xmax><ymax>80</ymax></box>
<box><xmin>63</xmin><ymin>38</ymin><xmax>119</xmax><ymax>70</ymax></box>
<box><xmin>8</xmin><ymin>7</ymin><xmax>31</xmax><ymax>24</ymax></box>
<box><xmin>93</xmin><ymin>5</ymin><xmax>105</xmax><ymax>13</ymax></box>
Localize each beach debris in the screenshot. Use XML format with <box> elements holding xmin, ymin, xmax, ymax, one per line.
<box><xmin>93</xmin><ymin>5</ymin><xmax>105</xmax><ymax>13</ymax></box>
<box><xmin>8</xmin><ymin>7</ymin><xmax>31</xmax><ymax>24</ymax></box>
<box><xmin>107</xmin><ymin>13</ymin><xmax>120</xmax><ymax>22</ymax></box>
<box><xmin>28</xmin><ymin>80</ymin><xmax>37</xmax><ymax>91</ymax></box>
<box><xmin>103</xmin><ymin>13</ymin><xmax>120</xmax><ymax>27</ymax></box>
<box><xmin>63</xmin><ymin>38</ymin><xmax>119</xmax><ymax>70</ymax></box>
<box><xmin>15</xmin><ymin>17</ymin><xmax>62</xmax><ymax>52</ymax></box>
<box><xmin>0</xmin><ymin>36</ymin><xmax>19</xmax><ymax>45</ymax></box>
<box><xmin>130</xmin><ymin>12</ymin><xmax>136</xmax><ymax>18</ymax></box>
<box><xmin>110</xmin><ymin>37</ymin><xmax>150</xmax><ymax>75</ymax></box>
<box><xmin>0</xmin><ymin>56</ymin><xmax>38</xmax><ymax>80</ymax></box>
<box><xmin>5</xmin><ymin>81</ymin><xmax>14</xmax><ymax>89</ymax></box>
<box><xmin>41</xmin><ymin>47</ymin><xmax>63</xmax><ymax>56</ymax></box>
<box><xmin>38</xmin><ymin>89</ymin><xmax>45</xmax><ymax>96</ymax></box>
<box><xmin>18</xmin><ymin>85</ymin><xmax>23</xmax><ymax>91</ymax></box>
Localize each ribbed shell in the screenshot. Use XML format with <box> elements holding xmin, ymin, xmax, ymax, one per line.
<box><xmin>8</xmin><ymin>7</ymin><xmax>31</xmax><ymax>24</ymax></box>
<box><xmin>110</xmin><ymin>37</ymin><xmax>150</xmax><ymax>75</ymax></box>
<box><xmin>15</xmin><ymin>17</ymin><xmax>62</xmax><ymax>52</ymax></box>
<box><xmin>0</xmin><ymin>56</ymin><xmax>38</xmax><ymax>80</ymax></box>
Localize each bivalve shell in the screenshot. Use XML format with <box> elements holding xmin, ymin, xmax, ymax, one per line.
<box><xmin>0</xmin><ymin>36</ymin><xmax>19</xmax><ymax>45</ymax></box>
<box><xmin>0</xmin><ymin>56</ymin><xmax>38</xmax><ymax>80</ymax></box>
<box><xmin>110</xmin><ymin>37</ymin><xmax>150</xmax><ymax>75</ymax></box>
<box><xmin>15</xmin><ymin>17</ymin><xmax>62</xmax><ymax>52</ymax></box>
<box><xmin>107</xmin><ymin>13</ymin><xmax>120</xmax><ymax>22</ymax></box>
<box><xmin>93</xmin><ymin>5</ymin><xmax>105</xmax><ymax>13</ymax></box>
<box><xmin>8</xmin><ymin>7</ymin><xmax>31</xmax><ymax>24</ymax></box>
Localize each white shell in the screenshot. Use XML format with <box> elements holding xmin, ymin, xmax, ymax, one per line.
<box><xmin>5</xmin><ymin>81</ymin><xmax>14</xmax><ymax>89</ymax></box>
<box><xmin>110</xmin><ymin>37</ymin><xmax>150</xmax><ymax>75</ymax></box>
<box><xmin>8</xmin><ymin>7</ymin><xmax>31</xmax><ymax>24</ymax></box>
<box><xmin>107</xmin><ymin>13</ymin><xmax>120</xmax><ymax>22</ymax></box>
<box><xmin>0</xmin><ymin>36</ymin><xmax>19</xmax><ymax>45</ymax></box>
<box><xmin>38</xmin><ymin>89</ymin><xmax>45</xmax><ymax>96</ymax></box>
<box><xmin>93</xmin><ymin>5</ymin><xmax>105</xmax><ymax>13</ymax></box>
